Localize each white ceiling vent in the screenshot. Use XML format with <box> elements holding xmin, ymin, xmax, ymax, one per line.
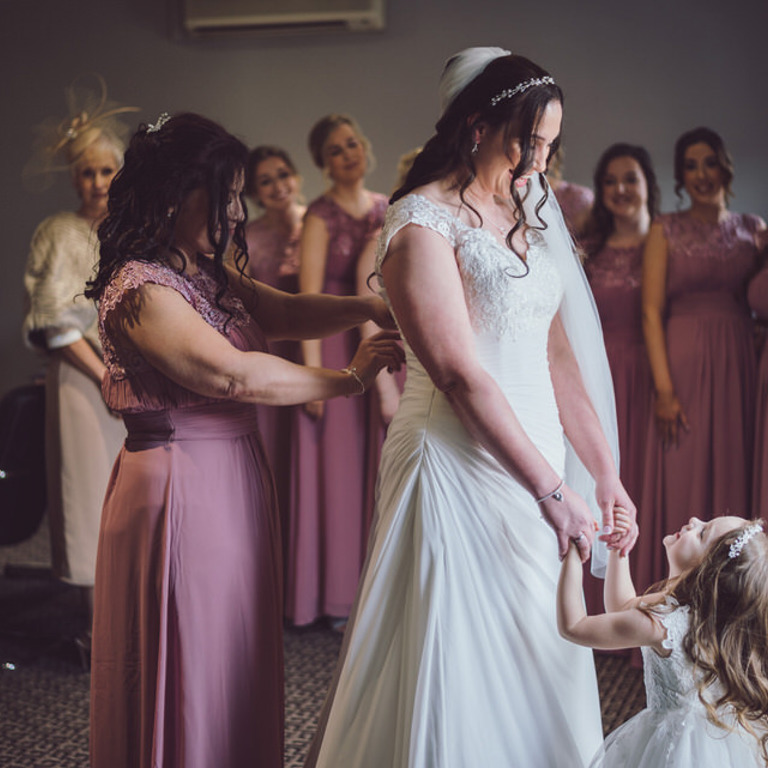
<box><xmin>180</xmin><ymin>0</ymin><xmax>385</xmax><ymax>36</ymax></box>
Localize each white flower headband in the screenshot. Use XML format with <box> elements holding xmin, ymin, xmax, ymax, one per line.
<box><xmin>728</xmin><ymin>522</ymin><xmax>763</xmax><ymax>559</ymax></box>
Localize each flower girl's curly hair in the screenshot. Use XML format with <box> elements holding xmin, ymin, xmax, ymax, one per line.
<box><xmin>646</xmin><ymin>520</ymin><xmax>768</xmax><ymax>764</ymax></box>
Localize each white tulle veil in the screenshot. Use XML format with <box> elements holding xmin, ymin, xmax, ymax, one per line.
<box><xmin>523</xmin><ymin>174</ymin><xmax>619</xmax><ymax>577</ymax></box>
<box><xmin>439</xmin><ymin>46</ymin><xmax>511</xmax><ymax>114</ymax></box>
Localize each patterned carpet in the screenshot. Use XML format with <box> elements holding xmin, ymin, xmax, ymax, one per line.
<box><xmin>0</xmin><ymin>520</ymin><xmax>645</xmax><ymax>768</ymax></box>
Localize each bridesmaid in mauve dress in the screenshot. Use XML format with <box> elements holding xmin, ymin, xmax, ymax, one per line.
<box><xmin>582</xmin><ymin>143</ymin><xmax>659</xmax><ymax>603</ymax></box>
<box><xmin>548</xmin><ymin>146</ymin><xmax>594</xmax><ymax>238</ymax></box>
<box><xmin>287</xmin><ymin>114</ymin><xmax>389</xmax><ymax>627</ymax></box>
<box><xmin>641</xmin><ymin>127</ymin><xmax>766</xmax><ymax>588</ymax></box>
<box><xmin>749</xmin><ymin>256</ymin><xmax>768</xmax><ymax>519</ymax></box>
<box><xmin>87</xmin><ymin>113</ymin><xmax>403</xmax><ymax>768</ymax></box>
<box><xmin>243</xmin><ymin>145</ymin><xmax>306</xmax><ymax>541</ymax></box>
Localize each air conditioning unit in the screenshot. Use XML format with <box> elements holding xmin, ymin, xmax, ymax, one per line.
<box><xmin>180</xmin><ymin>0</ymin><xmax>385</xmax><ymax>36</ymax></box>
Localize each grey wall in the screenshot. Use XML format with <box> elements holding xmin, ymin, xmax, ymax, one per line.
<box><xmin>2</xmin><ymin>0</ymin><xmax>766</xmax><ymax>396</ymax></box>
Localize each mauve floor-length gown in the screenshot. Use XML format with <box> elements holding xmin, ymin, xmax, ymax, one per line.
<box><xmin>244</xmin><ymin>217</ymin><xmax>301</xmax><ymax>553</ymax></box>
<box><xmin>286</xmin><ymin>193</ymin><xmax>387</xmax><ymax>626</ymax></box>
<box><xmin>749</xmin><ymin>264</ymin><xmax>768</xmax><ymax>520</ymax></box>
<box><xmin>90</xmin><ymin>258</ymin><xmax>283</xmax><ymax>768</ymax></box>
<box><xmin>584</xmin><ymin>242</ymin><xmax>653</xmax><ymax>608</ymax></box>
<box><xmin>554</xmin><ymin>181</ymin><xmax>594</xmax><ymax>237</ymax></box>
<box><xmin>639</xmin><ymin>211</ymin><xmax>761</xmax><ymax>587</ymax></box>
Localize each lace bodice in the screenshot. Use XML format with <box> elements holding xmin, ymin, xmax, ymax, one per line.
<box><xmin>584</xmin><ymin>242</ymin><xmax>644</xmax><ymax>339</ymax></box>
<box><xmin>584</xmin><ymin>242</ymin><xmax>642</xmax><ymax>293</ymax></box>
<box><xmin>661</xmin><ymin>211</ymin><xmax>761</xmax><ymax>304</ymax></box>
<box><xmin>243</xmin><ymin>216</ymin><xmax>301</xmax><ymax>292</ymax></box>
<box><xmin>308</xmin><ymin>193</ymin><xmax>387</xmax><ymax>290</ymax></box>
<box><xmin>98</xmin><ymin>257</ymin><xmax>263</xmax><ymax>413</ymax></box>
<box><xmin>641</xmin><ymin>599</ymin><xmax>711</xmax><ymax>714</ymax></box>
<box><xmin>375</xmin><ymin>194</ymin><xmax>563</xmax><ymax>340</ymax></box>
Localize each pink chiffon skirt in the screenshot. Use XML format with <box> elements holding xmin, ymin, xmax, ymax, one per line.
<box><xmin>90</xmin><ymin>402</ymin><xmax>283</xmax><ymax>768</ymax></box>
<box><xmin>639</xmin><ymin>292</ymin><xmax>755</xmax><ymax>588</ymax></box>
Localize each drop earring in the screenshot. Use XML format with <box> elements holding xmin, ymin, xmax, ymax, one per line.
<box><xmin>471</xmin><ymin>142</ymin><xmax>479</xmax><ymax>156</ymax></box>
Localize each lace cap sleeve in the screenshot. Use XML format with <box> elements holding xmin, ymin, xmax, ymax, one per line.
<box><xmin>375</xmin><ymin>195</ymin><xmax>459</xmax><ymax>274</ymax></box>
<box><xmin>654</xmin><ymin>596</ymin><xmax>691</xmax><ymax>652</ymax></box>
<box><xmin>99</xmin><ymin>260</ymin><xmax>199</xmax><ymax>326</ymax></box>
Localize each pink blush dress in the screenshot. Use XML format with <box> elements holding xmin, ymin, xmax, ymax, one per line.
<box><xmin>640</xmin><ymin>211</ymin><xmax>761</xmax><ymax>587</ymax></box>
<box><xmin>89</xmin><ymin>258</ymin><xmax>283</xmax><ymax>768</ymax></box>
<box><xmin>244</xmin><ymin>217</ymin><xmax>301</xmax><ymax>551</ymax></box>
<box><xmin>554</xmin><ymin>181</ymin><xmax>594</xmax><ymax>237</ymax></box>
<box><xmin>584</xmin><ymin>242</ymin><xmax>653</xmax><ymax>613</ymax></box>
<box><xmin>748</xmin><ymin>264</ymin><xmax>768</xmax><ymax>519</ymax></box>
<box><xmin>286</xmin><ymin>192</ymin><xmax>387</xmax><ymax>626</ymax></box>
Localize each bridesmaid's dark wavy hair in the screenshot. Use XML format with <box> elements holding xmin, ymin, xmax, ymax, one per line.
<box><xmin>673</xmin><ymin>126</ymin><xmax>734</xmax><ymax>204</ymax></box>
<box><xmin>391</xmin><ymin>53</ymin><xmax>563</xmax><ymax>268</ymax></box>
<box><xmin>85</xmin><ymin>113</ymin><xmax>250</xmax><ymax>314</ymax></box>
<box><xmin>583</xmin><ymin>143</ymin><xmax>660</xmax><ymax>257</ymax></box>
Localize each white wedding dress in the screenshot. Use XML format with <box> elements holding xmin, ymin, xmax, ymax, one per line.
<box><xmin>306</xmin><ymin>191</ymin><xmax>605</xmax><ymax>768</ymax></box>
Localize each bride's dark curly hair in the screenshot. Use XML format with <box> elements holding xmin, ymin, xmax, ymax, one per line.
<box><xmin>391</xmin><ymin>53</ymin><xmax>563</xmax><ymax>265</ymax></box>
<box><xmin>85</xmin><ymin>112</ymin><xmax>250</xmax><ymax>314</ymax></box>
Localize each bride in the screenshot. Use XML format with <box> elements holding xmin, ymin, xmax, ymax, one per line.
<box><xmin>305</xmin><ymin>48</ymin><xmax>638</xmax><ymax>768</ymax></box>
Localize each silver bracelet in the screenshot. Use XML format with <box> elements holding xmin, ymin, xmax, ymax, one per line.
<box><xmin>341</xmin><ymin>367</ymin><xmax>365</xmax><ymax>396</ymax></box>
<box><xmin>536</xmin><ymin>478</ymin><xmax>564</xmax><ymax>504</ymax></box>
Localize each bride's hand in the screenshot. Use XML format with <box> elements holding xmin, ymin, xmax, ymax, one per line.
<box><xmin>538</xmin><ymin>485</ymin><xmax>597</xmax><ymax>564</ymax></box>
<box><xmin>594</xmin><ymin>474</ymin><xmax>638</xmax><ymax>557</ymax></box>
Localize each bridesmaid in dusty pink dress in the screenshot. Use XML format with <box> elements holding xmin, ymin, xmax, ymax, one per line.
<box><xmin>641</xmin><ymin>127</ymin><xmax>766</xmax><ymax>588</ymax></box>
<box><xmin>582</xmin><ymin>143</ymin><xmax>659</xmax><ymax>604</ymax></box>
<box><xmin>86</xmin><ymin>113</ymin><xmax>404</xmax><ymax>768</ymax></box>
<box><xmin>749</xmin><ymin>255</ymin><xmax>768</xmax><ymax>519</ymax></box>
<box><xmin>287</xmin><ymin>114</ymin><xmax>389</xmax><ymax>627</ymax></box>
<box><xmin>548</xmin><ymin>146</ymin><xmax>594</xmax><ymax>238</ymax></box>
<box><xmin>243</xmin><ymin>145</ymin><xmax>306</xmax><ymax>540</ymax></box>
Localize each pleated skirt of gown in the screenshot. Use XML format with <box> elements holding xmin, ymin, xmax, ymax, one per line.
<box><xmin>90</xmin><ymin>402</ymin><xmax>283</xmax><ymax>768</ymax></box>
<box><xmin>286</xmin><ymin>324</ymin><xmax>374</xmax><ymax>626</ymax></box>
<box><xmin>306</xmin><ymin>334</ymin><xmax>603</xmax><ymax>768</ymax></box>
<box><xmin>639</xmin><ymin>292</ymin><xmax>756</xmax><ymax>587</ymax></box>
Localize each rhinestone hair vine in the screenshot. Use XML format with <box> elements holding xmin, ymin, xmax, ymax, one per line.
<box><xmin>490</xmin><ymin>76</ymin><xmax>556</xmax><ymax>107</ymax></box>
<box><xmin>728</xmin><ymin>523</ymin><xmax>763</xmax><ymax>559</ymax></box>
<box><xmin>147</xmin><ymin>112</ymin><xmax>171</xmax><ymax>133</ymax></box>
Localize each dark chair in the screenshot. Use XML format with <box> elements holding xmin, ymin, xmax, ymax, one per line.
<box><xmin>0</xmin><ymin>383</ymin><xmax>48</xmax><ymax>561</ymax></box>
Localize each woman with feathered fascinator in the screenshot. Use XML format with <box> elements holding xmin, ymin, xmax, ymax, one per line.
<box><xmin>21</xmin><ymin>74</ymin><xmax>138</xmax><ymax>666</ymax></box>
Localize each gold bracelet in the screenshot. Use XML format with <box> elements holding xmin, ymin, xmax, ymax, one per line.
<box><xmin>341</xmin><ymin>367</ymin><xmax>365</xmax><ymax>396</ymax></box>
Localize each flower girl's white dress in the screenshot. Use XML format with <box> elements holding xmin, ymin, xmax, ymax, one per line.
<box><xmin>590</xmin><ymin>598</ymin><xmax>763</xmax><ymax>767</ymax></box>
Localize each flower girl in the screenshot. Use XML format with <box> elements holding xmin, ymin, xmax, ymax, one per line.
<box><xmin>558</xmin><ymin>512</ymin><xmax>768</xmax><ymax>767</ymax></box>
